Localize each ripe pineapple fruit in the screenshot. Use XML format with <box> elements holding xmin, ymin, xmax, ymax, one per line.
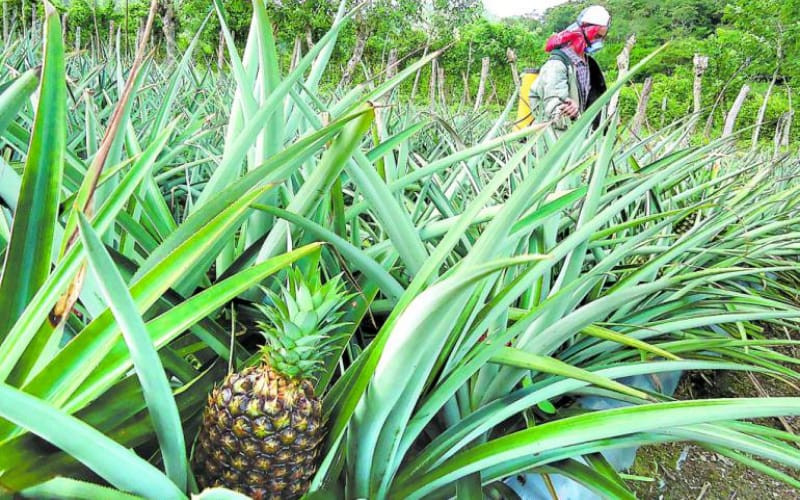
<box><xmin>193</xmin><ymin>269</ymin><xmax>349</xmax><ymax>499</ymax></box>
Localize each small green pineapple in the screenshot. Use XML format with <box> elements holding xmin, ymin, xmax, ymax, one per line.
<box><xmin>193</xmin><ymin>269</ymin><xmax>349</xmax><ymax>499</ymax></box>
<box><xmin>673</xmin><ymin>211</ymin><xmax>698</xmax><ymax>236</ymax></box>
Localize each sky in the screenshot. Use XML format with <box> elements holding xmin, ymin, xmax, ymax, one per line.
<box><xmin>483</xmin><ymin>0</ymin><xmax>571</xmax><ymax>18</ymax></box>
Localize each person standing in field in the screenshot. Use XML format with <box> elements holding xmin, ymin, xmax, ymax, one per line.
<box><xmin>529</xmin><ymin>5</ymin><xmax>610</xmax><ymax>130</ymax></box>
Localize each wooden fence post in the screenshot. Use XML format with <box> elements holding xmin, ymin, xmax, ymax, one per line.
<box><xmin>722</xmin><ymin>83</ymin><xmax>750</xmax><ymax>138</ymax></box>
<box><xmin>609</xmin><ymin>35</ymin><xmax>636</xmax><ymax>117</ymax></box>
<box><xmin>773</xmin><ymin>113</ymin><xmax>787</xmax><ymax>156</ymax></box>
<box><xmin>2</xmin><ymin>0</ymin><xmax>8</xmax><ymax>41</ymax></box>
<box><xmin>693</xmin><ymin>55</ymin><xmax>709</xmax><ymax>114</ymax></box>
<box><xmin>632</xmin><ymin>77</ymin><xmax>653</xmax><ymax>135</ymax></box>
<box><xmin>161</xmin><ymin>0</ymin><xmax>178</xmax><ymax>62</ymax></box>
<box><xmin>429</xmin><ymin>58</ymin><xmax>437</xmax><ymax>109</ymax></box>
<box><xmin>341</xmin><ymin>32</ymin><xmax>366</xmax><ymax>88</ymax></box>
<box><xmin>460</xmin><ymin>72</ymin><xmax>470</xmax><ymax>109</ymax></box>
<box><xmin>752</xmin><ymin>67</ymin><xmax>779</xmax><ymax>150</ymax></box>
<box><xmin>685</xmin><ymin>54</ymin><xmax>709</xmax><ymax>138</ymax></box>
<box><xmin>474</xmin><ymin>57</ymin><xmax>490</xmax><ymax>112</ymax></box>
<box><xmin>506</xmin><ymin>48</ymin><xmax>519</xmax><ymax>88</ymax></box>
<box><xmin>704</xmin><ymin>59</ymin><xmax>752</xmax><ymax>139</ymax></box>
<box><xmin>305</xmin><ymin>27</ymin><xmax>314</xmax><ymax>50</ymax></box>
<box><xmin>438</xmin><ymin>65</ymin><xmax>447</xmax><ymax>108</ymax></box>
<box><xmin>386</xmin><ymin>48</ymin><xmax>398</xmax><ymax>81</ymax></box>
<box><xmin>216</xmin><ymin>28</ymin><xmax>225</xmax><ymax>70</ymax></box>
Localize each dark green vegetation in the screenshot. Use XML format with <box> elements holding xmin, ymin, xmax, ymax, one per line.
<box><xmin>1</xmin><ymin>1</ymin><xmax>800</xmax><ymax>499</ymax></box>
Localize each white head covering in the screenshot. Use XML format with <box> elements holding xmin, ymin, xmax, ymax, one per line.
<box><xmin>577</xmin><ymin>5</ymin><xmax>611</xmax><ymax>27</ymax></box>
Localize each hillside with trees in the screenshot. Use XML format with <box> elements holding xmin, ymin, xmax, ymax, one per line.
<box><xmin>2</xmin><ymin>0</ymin><xmax>794</xmax><ymax>144</ymax></box>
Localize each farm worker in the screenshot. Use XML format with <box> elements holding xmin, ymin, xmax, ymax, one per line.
<box><xmin>529</xmin><ymin>5</ymin><xmax>610</xmax><ymax>130</ymax></box>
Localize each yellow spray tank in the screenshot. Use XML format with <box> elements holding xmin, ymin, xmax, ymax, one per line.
<box><xmin>513</xmin><ymin>69</ymin><xmax>538</xmax><ymax>131</ymax></box>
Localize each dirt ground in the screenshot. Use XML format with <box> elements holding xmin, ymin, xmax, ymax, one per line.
<box><xmin>628</xmin><ymin>441</ymin><xmax>800</xmax><ymax>499</ymax></box>
<box><xmin>627</xmin><ymin>366</ymin><xmax>800</xmax><ymax>499</ymax></box>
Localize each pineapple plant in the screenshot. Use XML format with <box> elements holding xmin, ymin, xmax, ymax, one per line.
<box><xmin>192</xmin><ymin>269</ymin><xmax>349</xmax><ymax>499</ymax></box>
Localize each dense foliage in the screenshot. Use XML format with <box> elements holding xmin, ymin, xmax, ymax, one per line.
<box><xmin>1</xmin><ymin>1</ymin><xmax>800</xmax><ymax>499</ymax></box>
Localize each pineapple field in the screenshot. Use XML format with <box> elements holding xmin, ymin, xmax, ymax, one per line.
<box><xmin>2</xmin><ymin>0</ymin><xmax>800</xmax><ymax>499</ymax></box>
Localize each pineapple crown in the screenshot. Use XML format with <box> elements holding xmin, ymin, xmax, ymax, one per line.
<box><xmin>256</xmin><ymin>268</ymin><xmax>350</xmax><ymax>381</ymax></box>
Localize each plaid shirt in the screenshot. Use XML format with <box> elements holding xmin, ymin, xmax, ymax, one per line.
<box><xmin>561</xmin><ymin>47</ymin><xmax>590</xmax><ymax>110</ymax></box>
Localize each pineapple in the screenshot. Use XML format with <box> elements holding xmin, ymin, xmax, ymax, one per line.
<box><xmin>193</xmin><ymin>270</ymin><xmax>349</xmax><ymax>499</ymax></box>
<box><xmin>673</xmin><ymin>211</ymin><xmax>698</xmax><ymax>236</ymax></box>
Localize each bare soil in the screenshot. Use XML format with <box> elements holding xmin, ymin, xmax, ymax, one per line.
<box><xmin>629</xmin><ymin>441</ymin><xmax>799</xmax><ymax>499</ymax></box>
<box><xmin>628</xmin><ymin>348</ymin><xmax>800</xmax><ymax>499</ymax></box>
